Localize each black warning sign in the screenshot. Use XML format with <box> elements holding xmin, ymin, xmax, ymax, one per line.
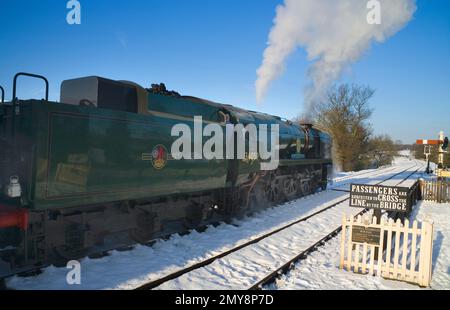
<box><xmin>350</xmin><ymin>184</ymin><xmax>410</xmax><ymax>213</ymax></box>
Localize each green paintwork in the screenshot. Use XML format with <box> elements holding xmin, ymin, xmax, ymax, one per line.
<box><xmin>15</xmin><ymin>100</ymin><xmax>228</xmax><ymax>210</ymax></box>
<box><xmin>149</xmin><ymin>93</ymin><xmax>222</xmax><ymax>123</ymax></box>
<box><xmin>147</xmin><ymin>93</ymin><xmax>325</xmax><ymax>163</ymax></box>
<box><xmin>2</xmin><ymin>90</ymin><xmax>331</xmax><ymax>211</ymax></box>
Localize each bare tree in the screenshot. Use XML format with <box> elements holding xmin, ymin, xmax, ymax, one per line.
<box><xmin>311</xmin><ymin>84</ymin><xmax>375</xmax><ymax>172</ymax></box>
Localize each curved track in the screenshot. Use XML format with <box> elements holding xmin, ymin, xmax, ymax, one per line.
<box><xmin>5</xmin><ymin>161</ymin><xmax>422</xmax><ymax>290</ymax></box>
<box><xmin>249</xmin><ymin>164</ymin><xmax>423</xmax><ymax>290</ymax></box>
<box><xmin>135</xmin><ymin>162</ymin><xmax>422</xmax><ymax>290</ymax></box>
<box><xmin>331</xmin><ymin>165</ymin><xmax>397</xmax><ymax>184</ymax></box>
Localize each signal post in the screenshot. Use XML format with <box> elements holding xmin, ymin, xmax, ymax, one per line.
<box><xmin>417</xmin><ymin>131</ymin><xmax>449</xmax><ymax>179</ymax></box>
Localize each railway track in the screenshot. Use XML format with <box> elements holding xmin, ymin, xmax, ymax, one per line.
<box><xmin>331</xmin><ymin>165</ymin><xmax>397</xmax><ymax>184</ymax></box>
<box><xmin>249</xmin><ymin>164</ymin><xmax>424</xmax><ymax>290</ymax></box>
<box><xmin>4</xmin><ymin>162</ymin><xmax>421</xmax><ymax>289</ymax></box>
<box><xmin>135</xmin><ymin>162</ymin><xmax>422</xmax><ymax>290</ymax></box>
<box><xmin>330</xmin><ymin>165</ymin><xmax>400</xmax><ymax>192</ymax></box>
<box><xmin>331</xmin><ymin>165</ymin><xmax>421</xmax><ymax>193</ymax></box>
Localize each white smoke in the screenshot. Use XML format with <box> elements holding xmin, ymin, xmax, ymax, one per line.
<box><xmin>255</xmin><ymin>0</ymin><xmax>416</xmax><ymax>112</ymax></box>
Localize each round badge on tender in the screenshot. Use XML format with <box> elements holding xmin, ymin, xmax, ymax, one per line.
<box><xmin>151</xmin><ymin>144</ymin><xmax>168</xmax><ymax>170</ymax></box>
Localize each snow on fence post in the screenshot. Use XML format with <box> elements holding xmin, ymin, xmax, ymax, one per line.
<box><xmin>340</xmin><ymin>214</ymin><xmax>434</xmax><ymax>287</ymax></box>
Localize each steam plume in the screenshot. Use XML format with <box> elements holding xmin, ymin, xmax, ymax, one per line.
<box><xmin>255</xmin><ymin>0</ymin><xmax>416</xmax><ymax>112</ymax></box>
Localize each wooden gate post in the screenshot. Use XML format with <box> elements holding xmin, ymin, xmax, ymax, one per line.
<box><xmin>373</xmin><ymin>209</ymin><xmax>382</xmax><ymax>257</ymax></box>
<box><xmin>419</xmin><ymin>221</ymin><xmax>434</xmax><ymax>287</ymax></box>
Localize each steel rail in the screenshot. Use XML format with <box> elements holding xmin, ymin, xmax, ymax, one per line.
<box><xmin>248</xmin><ymin>165</ymin><xmax>423</xmax><ymax>290</ymax></box>
<box><xmin>3</xmin><ymin>163</ymin><xmax>420</xmax><ymax>288</ymax></box>
<box><xmin>332</xmin><ymin>165</ymin><xmax>397</xmax><ymax>183</ymax></box>
<box><xmin>136</xmin><ymin>164</ymin><xmax>419</xmax><ymax>290</ymax></box>
<box><xmin>331</xmin><ymin>166</ymin><xmax>399</xmax><ymax>192</ymax></box>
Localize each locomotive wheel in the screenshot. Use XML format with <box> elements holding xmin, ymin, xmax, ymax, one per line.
<box><xmin>266</xmin><ymin>176</ymin><xmax>283</xmax><ymax>204</ymax></box>
<box><xmin>300</xmin><ymin>180</ymin><xmax>311</xmax><ymax>196</ymax></box>
<box><xmin>283</xmin><ymin>177</ymin><xmax>299</xmax><ymax>199</ymax></box>
<box><xmin>183</xmin><ymin>215</ymin><xmax>203</xmax><ymax>230</ymax></box>
<box><xmin>129</xmin><ymin>211</ymin><xmax>157</xmax><ymax>243</ymax></box>
<box><xmin>248</xmin><ymin>182</ymin><xmax>269</xmax><ymax>211</ymax></box>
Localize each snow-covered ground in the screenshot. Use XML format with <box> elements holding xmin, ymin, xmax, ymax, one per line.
<box><xmin>155</xmin><ymin>163</ymin><xmax>422</xmax><ymax>290</ymax></box>
<box><xmin>272</xmin><ymin>200</ymin><xmax>449</xmax><ymax>290</ymax></box>
<box><xmin>6</xmin><ymin>157</ymin><xmax>448</xmax><ymax>290</ymax></box>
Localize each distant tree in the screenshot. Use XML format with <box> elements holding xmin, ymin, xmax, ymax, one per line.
<box><xmin>311</xmin><ymin>84</ymin><xmax>374</xmax><ymax>172</ymax></box>
<box><xmin>365</xmin><ymin>135</ymin><xmax>398</xmax><ymax>167</ymax></box>
<box><xmin>413</xmin><ymin>144</ymin><xmax>427</xmax><ymax>161</ymax></box>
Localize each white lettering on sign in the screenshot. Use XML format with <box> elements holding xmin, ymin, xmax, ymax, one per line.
<box><xmin>350</xmin><ymin>184</ymin><xmax>411</xmax><ymax>212</ymax></box>
<box><xmin>351</xmin><ymin>184</ymin><xmax>399</xmax><ymax>195</ymax></box>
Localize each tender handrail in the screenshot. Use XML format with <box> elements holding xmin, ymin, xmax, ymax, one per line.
<box><xmin>11</xmin><ymin>73</ymin><xmax>49</xmax><ymax>138</ymax></box>
<box><xmin>12</xmin><ymin>72</ymin><xmax>49</xmax><ymax>102</ymax></box>
<box><xmin>0</xmin><ymin>86</ymin><xmax>4</xmax><ymax>103</ymax></box>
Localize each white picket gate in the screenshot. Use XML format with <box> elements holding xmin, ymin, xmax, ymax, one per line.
<box><xmin>339</xmin><ymin>214</ymin><xmax>434</xmax><ymax>287</ymax></box>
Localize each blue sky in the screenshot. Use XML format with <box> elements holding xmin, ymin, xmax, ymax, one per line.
<box><xmin>0</xmin><ymin>0</ymin><xmax>449</xmax><ymax>143</ymax></box>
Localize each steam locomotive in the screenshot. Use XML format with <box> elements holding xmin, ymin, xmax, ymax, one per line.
<box><xmin>0</xmin><ymin>73</ymin><xmax>332</xmax><ymax>277</ymax></box>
